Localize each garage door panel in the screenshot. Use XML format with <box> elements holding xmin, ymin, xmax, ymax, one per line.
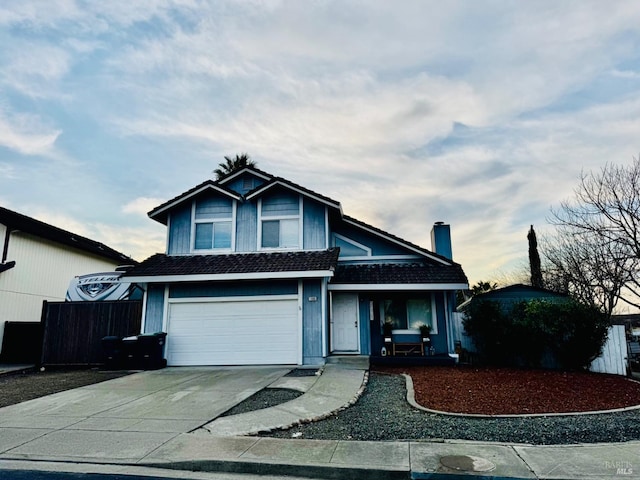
<box><xmin>167</xmin><ymin>298</ymin><xmax>299</xmax><ymax>366</ymax></box>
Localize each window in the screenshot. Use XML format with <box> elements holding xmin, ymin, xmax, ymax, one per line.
<box><xmin>333</xmin><ymin>234</ymin><xmax>371</xmax><ymax>257</ymax></box>
<box><xmin>193</xmin><ymin>197</ymin><xmax>233</xmax><ymax>250</ymax></box>
<box><xmin>381</xmin><ymin>297</ymin><xmax>436</xmax><ymax>333</ymax></box>
<box><xmin>259</xmin><ymin>192</ymin><xmax>300</xmax><ymax>249</ymax></box>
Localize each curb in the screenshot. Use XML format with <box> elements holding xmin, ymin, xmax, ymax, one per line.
<box><xmin>402</xmin><ymin>373</ymin><xmax>640</xmax><ymax>418</ymax></box>
<box><xmin>140</xmin><ymin>459</ymin><xmax>408</xmax><ymax>480</ymax></box>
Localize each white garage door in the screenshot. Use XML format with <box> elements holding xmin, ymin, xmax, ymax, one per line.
<box><xmin>166</xmin><ymin>297</ymin><xmax>299</xmax><ymax>366</ymax></box>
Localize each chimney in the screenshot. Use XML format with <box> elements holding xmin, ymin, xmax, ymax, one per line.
<box><xmin>431</xmin><ymin>221</ymin><xmax>452</xmax><ymax>259</ymax></box>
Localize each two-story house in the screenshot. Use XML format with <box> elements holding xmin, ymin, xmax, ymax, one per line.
<box><xmin>123</xmin><ymin>167</ymin><xmax>468</xmax><ymax>366</ymax></box>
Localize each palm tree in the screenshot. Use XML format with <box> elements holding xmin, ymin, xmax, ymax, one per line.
<box><xmin>214</xmin><ymin>153</ymin><xmax>256</xmax><ymax>179</ymax></box>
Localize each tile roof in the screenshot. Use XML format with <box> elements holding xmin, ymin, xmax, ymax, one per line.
<box><xmin>0</xmin><ymin>206</ymin><xmax>134</xmax><ymax>264</ymax></box>
<box><xmin>123</xmin><ymin>248</ymin><xmax>340</xmax><ymax>278</ymax></box>
<box><xmin>332</xmin><ymin>262</ymin><xmax>468</xmax><ymax>285</ymax></box>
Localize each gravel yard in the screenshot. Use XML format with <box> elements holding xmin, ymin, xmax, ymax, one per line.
<box><xmin>0</xmin><ymin>369</ymin><xmax>130</xmax><ymax>408</ymax></box>
<box><xmin>265</xmin><ymin>370</ymin><xmax>640</xmax><ymax>445</ymax></box>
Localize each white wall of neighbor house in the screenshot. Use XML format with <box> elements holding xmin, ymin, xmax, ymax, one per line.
<box><xmin>0</xmin><ymin>231</ymin><xmax>121</xmax><ymax>352</ymax></box>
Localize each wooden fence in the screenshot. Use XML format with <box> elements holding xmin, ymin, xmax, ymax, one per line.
<box><xmin>451</xmin><ymin>312</ymin><xmax>628</xmax><ymax>375</ymax></box>
<box><xmin>40</xmin><ymin>300</ymin><xmax>142</xmax><ymax>367</ymax></box>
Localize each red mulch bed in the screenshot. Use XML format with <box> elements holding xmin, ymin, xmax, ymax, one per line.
<box><xmin>374</xmin><ymin>365</ymin><xmax>640</xmax><ymax>415</ymax></box>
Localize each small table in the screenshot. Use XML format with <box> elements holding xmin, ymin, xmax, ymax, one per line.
<box><xmin>392</xmin><ymin>342</ymin><xmax>424</xmax><ymax>356</ymax></box>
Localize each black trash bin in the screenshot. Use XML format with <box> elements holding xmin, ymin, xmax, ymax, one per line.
<box><xmin>138</xmin><ymin>332</ymin><xmax>167</xmax><ymax>370</ymax></box>
<box><xmin>121</xmin><ymin>335</ymin><xmax>140</xmax><ymax>369</ymax></box>
<box><xmin>101</xmin><ymin>336</ymin><xmax>122</xmax><ymax>370</ymax></box>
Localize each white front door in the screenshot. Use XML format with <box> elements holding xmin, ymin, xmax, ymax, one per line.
<box><xmin>331</xmin><ymin>293</ymin><xmax>359</xmax><ymax>352</ymax></box>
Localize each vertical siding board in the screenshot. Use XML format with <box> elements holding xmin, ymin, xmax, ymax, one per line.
<box><xmin>358</xmin><ymin>296</ymin><xmax>371</xmax><ymax>355</ymax></box>
<box><xmin>235</xmin><ymin>201</ymin><xmax>257</xmax><ymax>252</ymax></box>
<box><xmin>144</xmin><ymin>285</ymin><xmax>165</xmax><ymax>333</ymax></box>
<box><xmin>302</xmin><ymin>280</ymin><xmax>323</xmax><ymax>364</ymax></box>
<box><xmin>303</xmin><ymin>199</ymin><xmax>326</xmax><ymax>250</ymax></box>
<box><xmin>168</xmin><ymin>204</ymin><xmax>192</xmax><ymax>254</ymax></box>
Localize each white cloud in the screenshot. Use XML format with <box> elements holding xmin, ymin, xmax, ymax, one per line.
<box><xmin>0</xmin><ymin>110</ymin><xmax>60</xmax><ymax>156</ymax></box>
<box><xmin>122</xmin><ymin>197</ymin><xmax>164</xmax><ymax>216</ymax></box>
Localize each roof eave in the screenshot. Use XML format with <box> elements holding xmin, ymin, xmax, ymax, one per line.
<box><xmin>148</xmin><ymin>183</ymin><xmax>243</xmax><ymax>224</ymax></box>
<box><xmin>126</xmin><ymin>270</ymin><xmax>335</xmax><ymax>284</ymax></box>
<box><xmin>328</xmin><ymin>282</ymin><xmax>469</xmax><ymax>291</ymax></box>
<box><xmin>245</xmin><ymin>179</ymin><xmax>342</xmax><ymax>212</ymax></box>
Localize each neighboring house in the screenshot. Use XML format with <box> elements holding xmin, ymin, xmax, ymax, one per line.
<box><xmin>123</xmin><ymin>167</ymin><xmax>468</xmax><ymax>366</ymax></box>
<box><xmin>0</xmin><ymin>206</ymin><xmax>134</xmax><ymax>356</ymax></box>
<box><xmin>458</xmin><ymin>284</ymin><xmax>569</xmax><ymax>311</ymax></box>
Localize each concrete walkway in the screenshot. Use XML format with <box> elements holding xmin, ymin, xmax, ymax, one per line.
<box><xmin>199</xmin><ymin>364</ymin><xmax>366</xmax><ymax>436</ymax></box>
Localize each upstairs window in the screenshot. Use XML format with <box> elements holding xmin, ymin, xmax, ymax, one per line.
<box><xmin>259</xmin><ymin>192</ymin><xmax>301</xmax><ymax>249</ymax></box>
<box><xmin>193</xmin><ymin>197</ymin><xmax>233</xmax><ymax>251</ymax></box>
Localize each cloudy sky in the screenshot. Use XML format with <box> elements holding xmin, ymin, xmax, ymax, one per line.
<box><xmin>1</xmin><ymin>1</ymin><xmax>640</xmax><ymax>286</ymax></box>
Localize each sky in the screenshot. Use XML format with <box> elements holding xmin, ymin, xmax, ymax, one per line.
<box><xmin>1</xmin><ymin>1</ymin><xmax>640</xmax><ymax>289</ymax></box>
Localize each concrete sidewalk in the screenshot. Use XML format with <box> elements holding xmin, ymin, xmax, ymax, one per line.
<box><xmin>1</xmin><ymin>434</ymin><xmax>638</xmax><ymax>479</ymax></box>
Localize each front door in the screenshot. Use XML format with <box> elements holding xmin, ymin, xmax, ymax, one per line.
<box><xmin>331</xmin><ymin>293</ymin><xmax>359</xmax><ymax>352</ymax></box>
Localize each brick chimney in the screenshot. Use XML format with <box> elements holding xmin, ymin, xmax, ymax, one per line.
<box><xmin>431</xmin><ymin>221</ymin><xmax>452</xmax><ymax>259</ymax></box>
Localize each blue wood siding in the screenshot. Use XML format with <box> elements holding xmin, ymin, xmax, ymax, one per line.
<box><xmin>302</xmin><ymin>280</ymin><xmax>324</xmax><ymax>365</ymax></box>
<box><xmin>144</xmin><ymin>285</ymin><xmax>165</xmax><ymax>333</ymax></box>
<box><xmin>358</xmin><ymin>296</ymin><xmax>371</xmax><ymax>355</ymax></box>
<box><xmin>226</xmin><ymin>174</ymin><xmax>267</xmax><ymax>195</ymax></box>
<box><xmin>169</xmin><ymin>280</ymin><xmax>297</xmax><ymax>298</ymax></box>
<box><xmin>167</xmin><ymin>204</ymin><xmax>192</xmax><ymax>254</ymax></box>
<box><xmin>303</xmin><ymin>199</ymin><xmax>326</xmax><ymax>249</ymax></box>
<box><xmin>235</xmin><ymin>201</ymin><xmax>258</xmax><ymax>252</ymax></box>
<box><xmin>430</xmin><ymin>292</ymin><xmax>448</xmax><ymax>353</ymax></box>
<box><xmin>331</xmin><ymin>223</ymin><xmax>410</xmax><ymax>256</ymax></box>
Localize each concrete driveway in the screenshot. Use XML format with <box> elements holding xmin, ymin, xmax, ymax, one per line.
<box><xmin>0</xmin><ymin>366</ymin><xmax>290</xmax><ymax>462</ymax></box>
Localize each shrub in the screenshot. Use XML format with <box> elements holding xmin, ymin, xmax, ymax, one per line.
<box><xmin>462</xmin><ymin>298</ymin><xmax>608</xmax><ymax>370</ymax></box>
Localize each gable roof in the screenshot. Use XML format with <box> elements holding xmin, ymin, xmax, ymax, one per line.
<box><xmin>124</xmin><ymin>248</ymin><xmax>340</xmax><ymax>283</ymax></box>
<box><xmin>245</xmin><ymin>177</ymin><xmax>342</xmax><ymax>212</ymax></box>
<box><xmin>148</xmin><ymin>180</ymin><xmax>243</xmax><ymax>225</ymax></box>
<box><xmin>340</xmin><ymin>215</ymin><xmax>453</xmax><ymax>266</ymax></box>
<box><xmin>147</xmin><ymin>165</ymin><xmax>461</xmax><ymax>267</ymax></box>
<box><xmin>0</xmin><ymin>206</ymin><xmax>133</xmax><ymax>264</ymax></box>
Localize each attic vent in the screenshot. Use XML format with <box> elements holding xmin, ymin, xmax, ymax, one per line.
<box><xmin>243</xmin><ymin>178</ymin><xmax>254</xmax><ymax>190</ymax></box>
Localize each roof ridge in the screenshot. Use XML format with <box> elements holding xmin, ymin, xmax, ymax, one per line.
<box><xmin>0</xmin><ymin>206</ymin><xmax>133</xmax><ymax>263</ymax></box>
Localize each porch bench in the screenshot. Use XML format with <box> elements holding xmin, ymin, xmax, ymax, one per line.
<box><xmin>629</xmin><ymin>341</ymin><xmax>640</xmax><ymax>362</ymax></box>
<box><xmin>392</xmin><ymin>341</ymin><xmax>424</xmax><ymax>356</ymax></box>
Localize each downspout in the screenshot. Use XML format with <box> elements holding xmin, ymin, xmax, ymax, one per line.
<box><xmin>2</xmin><ymin>226</ymin><xmax>12</xmax><ymax>263</ymax></box>
<box><xmin>0</xmin><ymin>226</ymin><xmax>16</xmax><ymax>272</ymax></box>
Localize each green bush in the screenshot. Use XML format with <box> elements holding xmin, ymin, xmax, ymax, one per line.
<box><xmin>462</xmin><ymin>298</ymin><xmax>608</xmax><ymax>370</ymax></box>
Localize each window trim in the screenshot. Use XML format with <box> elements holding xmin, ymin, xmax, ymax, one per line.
<box><xmin>190</xmin><ymin>199</ymin><xmax>236</xmax><ymax>253</ymax></box>
<box><xmin>333</xmin><ymin>233</ymin><xmax>372</xmax><ymax>257</ymax></box>
<box><xmin>257</xmin><ymin>196</ymin><xmax>303</xmax><ymax>251</ymax></box>
<box><xmin>380</xmin><ymin>295</ymin><xmax>437</xmax><ymax>335</ymax></box>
